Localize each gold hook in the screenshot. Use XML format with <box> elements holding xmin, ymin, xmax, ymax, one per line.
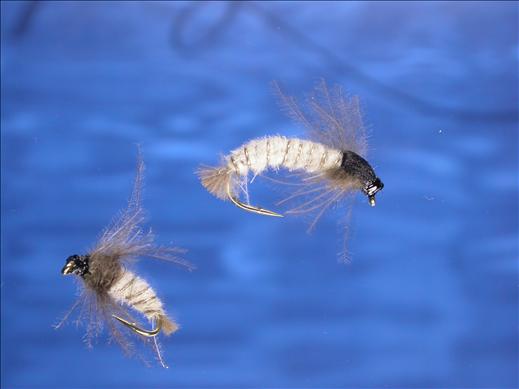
<box><xmin>112</xmin><ymin>315</ymin><xmax>162</xmax><ymax>337</ymax></box>
<box><xmin>226</xmin><ymin>182</ymin><xmax>283</xmax><ymax>217</ymax></box>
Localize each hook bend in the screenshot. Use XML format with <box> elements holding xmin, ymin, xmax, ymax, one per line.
<box><xmin>226</xmin><ymin>181</ymin><xmax>283</xmax><ymax>217</ymax></box>
<box><xmin>112</xmin><ymin>315</ymin><xmax>162</xmax><ymax>337</ymax></box>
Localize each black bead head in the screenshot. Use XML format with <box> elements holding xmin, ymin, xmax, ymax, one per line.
<box><xmin>341</xmin><ymin>150</ymin><xmax>384</xmax><ymax>207</ymax></box>
<box><xmin>62</xmin><ymin>254</ymin><xmax>90</xmax><ymax>277</ymax></box>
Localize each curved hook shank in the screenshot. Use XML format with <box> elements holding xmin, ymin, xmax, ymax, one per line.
<box><xmin>226</xmin><ymin>182</ymin><xmax>284</xmax><ymax>218</ymax></box>
<box><xmin>112</xmin><ymin>315</ymin><xmax>162</xmax><ymax>337</ymax></box>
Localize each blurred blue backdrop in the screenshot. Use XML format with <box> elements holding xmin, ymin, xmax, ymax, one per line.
<box><xmin>1</xmin><ymin>1</ymin><xmax>518</xmax><ymax>388</ymax></box>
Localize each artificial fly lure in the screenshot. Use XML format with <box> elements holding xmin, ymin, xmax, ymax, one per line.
<box><xmin>198</xmin><ymin>80</ymin><xmax>384</xmax><ymax>248</ymax></box>
<box><xmin>56</xmin><ymin>149</ymin><xmax>194</xmax><ymax>368</ymax></box>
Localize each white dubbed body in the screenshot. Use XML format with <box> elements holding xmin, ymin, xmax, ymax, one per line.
<box><xmin>227</xmin><ymin>136</ymin><xmax>343</xmax><ymax>177</ymax></box>
<box><xmin>108</xmin><ymin>270</ymin><xmax>174</xmax><ymax>331</ymax></box>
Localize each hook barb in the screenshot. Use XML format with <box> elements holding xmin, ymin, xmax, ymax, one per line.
<box><xmin>227</xmin><ymin>182</ymin><xmax>283</xmax><ymax>217</ymax></box>
<box><xmin>112</xmin><ymin>315</ymin><xmax>162</xmax><ymax>337</ymax></box>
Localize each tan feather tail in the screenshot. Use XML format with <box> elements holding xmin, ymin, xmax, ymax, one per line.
<box><xmin>161</xmin><ymin>315</ymin><xmax>179</xmax><ymax>336</ymax></box>
<box><xmin>197</xmin><ymin>164</ymin><xmax>234</xmax><ymax>200</ymax></box>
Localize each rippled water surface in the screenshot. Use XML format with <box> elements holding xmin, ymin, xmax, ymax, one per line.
<box><xmin>1</xmin><ymin>2</ymin><xmax>518</xmax><ymax>388</ymax></box>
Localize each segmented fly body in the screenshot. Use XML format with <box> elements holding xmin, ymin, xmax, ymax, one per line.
<box><xmin>57</xmin><ymin>150</ymin><xmax>194</xmax><ymax>367</ymax></box>
<box><xmin>198</xmin><ymin>80</ymin><xmax>384</xmax><ymax>227</ymax></box>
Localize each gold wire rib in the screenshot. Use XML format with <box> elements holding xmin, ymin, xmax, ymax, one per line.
<box><xmin>226</xmin><ymin>182</ymin><xmax>283</xmax><ymax>218</ymax></box>
<box><xmin>112</xmin><ymin>315</ymin><xmax>162</xmax><ymax>337</ymax></box>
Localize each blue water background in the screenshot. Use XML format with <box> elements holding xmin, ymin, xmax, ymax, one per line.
<box><xmin>1</xmin><ymin>1</ymin><xmax>518</xmax><ymax>388</ymax></box>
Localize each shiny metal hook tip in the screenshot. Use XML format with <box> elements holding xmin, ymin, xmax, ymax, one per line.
<box><xmin>112</xmin><ymin>315</ymin><xmax>162</xmax><ymax>337</ymax></box>
<box><xmin>226</xmin><ymin>182</ymin><xmax>283</xmax><ymax>217</ymax></box>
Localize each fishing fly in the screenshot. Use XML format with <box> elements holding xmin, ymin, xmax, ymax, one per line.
<box><xmin>56</xmin><ymin>149</ymin><xmax>194</xmax><ymax>368</ymax></box>
<box><xmin>198</xmin><ymin>80</ymin><xmax>384</xmax><ymax>249</ymax></box>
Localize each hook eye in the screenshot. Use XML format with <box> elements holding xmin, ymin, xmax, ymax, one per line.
<box><xmin>61</xmin><ymin>262</ymin><xmax>75</xmax><ymax>275</ymax></box>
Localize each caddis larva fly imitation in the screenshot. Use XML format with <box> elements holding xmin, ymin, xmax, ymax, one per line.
<box><xmin>198</xmin><ymin>81</ymin><xmax>384</xmax><ymax>247</ymax></box>
<box><xmin>56</xmin><ymin>150</ymin><xmax>194</xmax><ymax>368</ymax></box>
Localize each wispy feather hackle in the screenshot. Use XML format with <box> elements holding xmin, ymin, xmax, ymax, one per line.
<box><xmin>273</xmin><ymin>79</ymin><xmax>368</xmax><ymax>157</ymax></box>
